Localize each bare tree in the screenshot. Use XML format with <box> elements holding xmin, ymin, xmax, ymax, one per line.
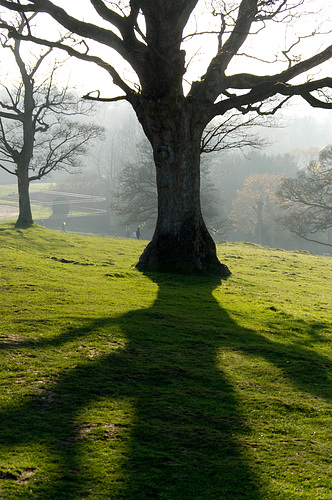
<box><xmin>115</xmin><ymin>140</ymin><xmax>157</xmax><ymax>229</ymax></box>
<box><xmin>201</xmin><ymin>112</ymin><xmax>269</xmax><ymax>154</ymax></box>
<box><xmin>230</xmin><ymin>172</ymin><xmax>284</xmax><ymax>245</ymax></box>
<box><xmin>1</xmin><ymin>1</ymin><xmax>331</xmax><ymax>272</ymax></box>
<box><xmin>276</xmin><ymin>146</ymin><xmax>332</xmax><ymax>247</ymax></box>
<box><xmin>0</xmin><ymin>14</ymin><xmax>103</xmax><ymax>227</ymax></box>
<box><xmin>115</xmin><ymin>139</ymin><xmax>229</xmax><ymax>235</ymax></box>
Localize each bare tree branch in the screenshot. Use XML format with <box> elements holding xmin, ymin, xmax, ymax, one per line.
<box><xmin>0</xmin><ymin>0</ymin><xmax>143</xmax><ymax>66</ymax></box>
<box><xmin>276</xmin><ymin>146</ymin><xmax>332</xmax><ymax>247</ymax></box>
<box><xmin>190</xmin><ymin>0</ymin><xmax>259</xmax><ymax>102</ymax></box>
<box><xmin>0</xmin><ymin>21</ymin><xmax>137</xmax><ymax>98</ymax></box>
<box><xmin>83</xmin><ymin>90</ymin><xmax>127</xmax><ymax>102</ymax></box>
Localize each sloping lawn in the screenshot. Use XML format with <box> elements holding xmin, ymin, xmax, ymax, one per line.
<box><xmin>0</xmin><ymin>224</ymin><xmax>331</xmax><ymax>499</ymax></box>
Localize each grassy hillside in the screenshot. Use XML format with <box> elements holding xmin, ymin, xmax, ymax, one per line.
<box><xmin>0</xmin><ymin>223</ymin><xmax>331</xmax><ymax>499</ymax></box>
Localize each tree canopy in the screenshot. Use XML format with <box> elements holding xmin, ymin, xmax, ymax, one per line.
<box><xmin>0</xmin><ymin>1</ymin><xmax>331</xmax><ymax>111</ymax></box>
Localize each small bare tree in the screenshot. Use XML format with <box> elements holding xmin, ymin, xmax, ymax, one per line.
<box><xmin>276</xmin><ymin>146</ymin><xmax>332</xmax><ymax>247</ymax></box>
<box><xmin>231</xmin><ymin>172</ymin><xmax>284</xmax><ymax>244</ymax></box>
<box><xmin>0</xmin><ymin>14</ymin><xmax>103</xmax><ymax>227</ymax></box>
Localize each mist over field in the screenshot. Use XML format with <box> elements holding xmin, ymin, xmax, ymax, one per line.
<box><xmin>1</xmin><ymin>102</ymin><xmax>331</xmax><ymax>255</ymax></box>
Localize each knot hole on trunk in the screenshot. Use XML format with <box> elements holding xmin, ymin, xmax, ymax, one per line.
<box><xmin>154</xmin><ymin>145</ymin><xmax>170</xmax><ymax>163</ymax></box>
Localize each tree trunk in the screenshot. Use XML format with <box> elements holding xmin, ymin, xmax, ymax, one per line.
<box><xmin>254</xmin><ymin>200</ymin><xmax>264</xmax><ymax>246</ymax></box>
<box><xmin>135</xmin><ymin>97</ymin><xmax>230</xmax><ymax>276</ymax></box>
<box><xmin>15</xmin><ymin>167</ymin><xmax>33</xmax><ymax>228</ymax></box>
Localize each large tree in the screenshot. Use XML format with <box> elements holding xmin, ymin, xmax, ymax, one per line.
<box><xmin>276</xmin><ymin>146</ymin><xmax>332</xmax><ymax>247</ymax></box>
<box><xmin>0</xmin><ymin>14</ymin><xmax>102</xmax><ymax>227</ymax></box>
<box><xmin>0</xmin><ymin>1</ymin><xmax>331</xmax><ymax>273</ymax></box>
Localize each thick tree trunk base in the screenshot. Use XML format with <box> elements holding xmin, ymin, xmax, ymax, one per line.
<box><xmin>136</xmin><ymin>223</ymin><xmax>231</xmax><ymax>277</ymax></box>
<box><xmin>15</xmin><ymin>217</ymin><xmax>34</xmax><ymax>229</ymax></box>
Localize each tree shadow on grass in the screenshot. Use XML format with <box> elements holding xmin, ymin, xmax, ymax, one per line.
<box><xmin>0</xmin><ymin>273</ymin><xmax>331</xmax><ymax>499</ymax></box>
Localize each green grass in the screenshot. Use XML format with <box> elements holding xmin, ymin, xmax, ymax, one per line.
<box><xmin>0</xmin><ymin>224</ymin><xmax>331</xmax><ymax>499</ymax></box>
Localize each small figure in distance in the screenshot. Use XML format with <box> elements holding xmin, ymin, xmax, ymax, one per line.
<box><xmin>136</xmin><ymin>226</ymin><xmax>141</xmax><ymax>239</ymax></box>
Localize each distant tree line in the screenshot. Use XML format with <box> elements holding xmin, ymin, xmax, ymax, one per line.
<box><xmin>53</xmin><ymin>138</ymin><xmax>332</xmax><ymax>253</ymax></box>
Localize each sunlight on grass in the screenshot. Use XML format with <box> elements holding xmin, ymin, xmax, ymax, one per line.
<box><xmin>0</xmin><ymin>224</ymin><xmax>331</xmax><ymax>499</ymax></box>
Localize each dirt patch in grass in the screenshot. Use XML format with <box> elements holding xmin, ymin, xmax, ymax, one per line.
<box><xmin>77</xmin><ymin>423</ymin><xmax>122</xmax><ymax>440</ymax></box>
